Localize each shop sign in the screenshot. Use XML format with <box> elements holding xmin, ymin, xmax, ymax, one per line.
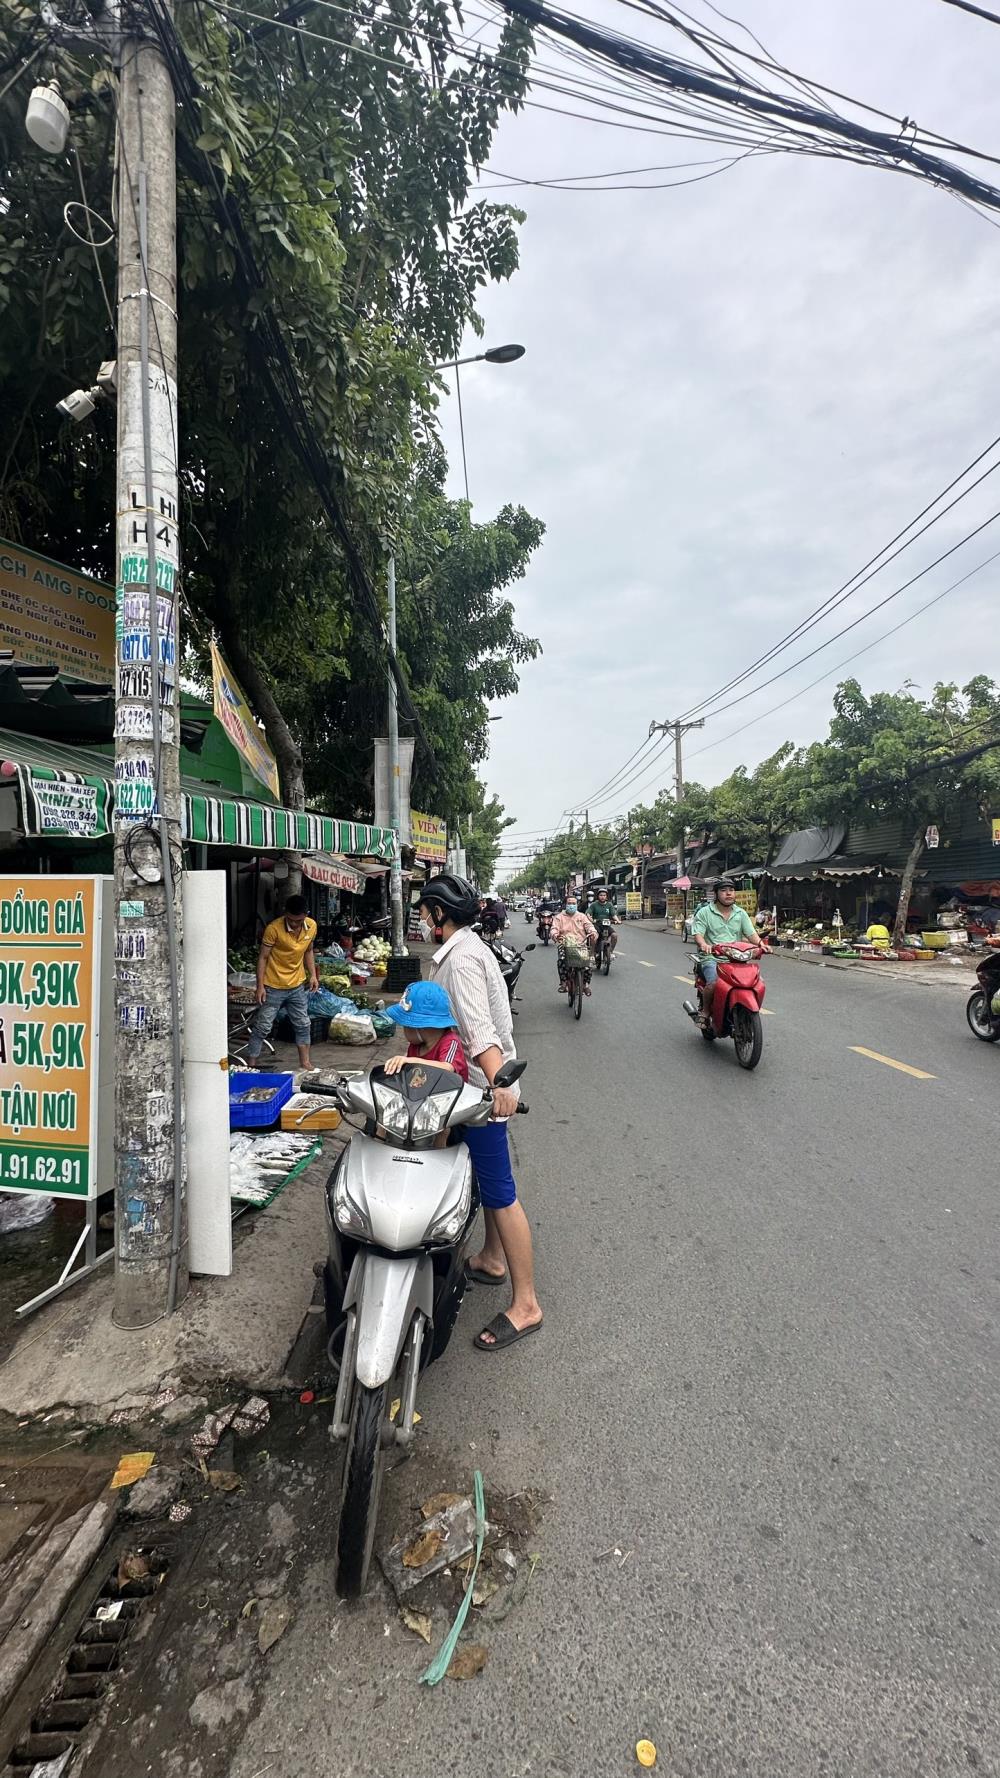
<box><xmin>302</xmin><ymin>854</ymin><xmax>364</xmax><ymax>895</ymax></box>
<box><xmin>925</xmin><ymin>826</ymin><xmax>940</xmax><ymax>849</ymax></box>
<box><xmin>211</xmin><ymin>641</ymin><xmax>280</xmax><ymax>800</ymax></box>
<box><xmin>992</xmin><ymin>818</ymin><xmax>1000</xmax><ymax>847</ymax></box>
<box><xmin>17</xmin><ymin>766</ymin><xmax>112</xmax><ymax>840</ymax></box>
<box><xmin>0</xmin><ymin>877</ymin><xmax>103</xmax><ymax>1198</ymax></box>
<box><xmin>411</xmin><ymin>811</ymin><xmax>447</xmax><ymax>865</ymax></box>
<box><xmin>626</xmin><ymin>891</ymin><xmax>642</xmax><ymax>914</ymax></box>
<box><xmin>0</xmin><ymin>539</ymin><xmax>116</xmax><ymax>679</ymax></box>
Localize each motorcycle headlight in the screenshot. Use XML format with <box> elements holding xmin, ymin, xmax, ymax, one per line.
<box><xmin>332</xmin><ymin>1174</ymin><xmax>371</xmax><ymax>1237</ymax></box>
<box><xmin>411</xmin><ymin>1095</ymin><xmax>450</xmax><ymax>1140</ymax></box>
<box><xmin>372</xmin><ymin>1081</ymin><xmax>410</xmax><ymax>1139</ymax></box>
<box><xmin>428</xmin><ymin>1175</ymin><xmax>472</xmax><ymax>1244</ymax></box>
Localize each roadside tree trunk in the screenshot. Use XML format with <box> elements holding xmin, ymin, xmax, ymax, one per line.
<box><xmin>892</xmin><ymin>823</ymin><xmax>927</xmax><ymax>947</ymax></box>
<box><xmin>215</xmin><ymin>613</ymin><xmax>306</xmax><ymax>896</ymax></box>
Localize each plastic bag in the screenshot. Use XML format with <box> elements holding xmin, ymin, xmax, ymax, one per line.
<box><xmin>328</xmin><ymin>1012</ymin><xmax>377</xmax><ymax>1045</ymax></box>
<box><xmin>371</xmin><ymin>1010</ymin><xmax>395</xmax><ymax>1037</ymax></box>
<box><xmin>309</xmin><ymin>987</ymin><xmax>359</xmax><ymax>1018</ymax></box>
<box><xmin>320</xmin><ymin>943</ymin><xmax>347</xmax><ymax>962</ymax></box>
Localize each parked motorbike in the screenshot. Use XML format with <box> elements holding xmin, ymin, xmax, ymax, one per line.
<box><xmin>966</xmin><ymin>946</ymin><xmax>1000</xmax><ymax>1041</ymax></box>
<box><xmin>536</xmin><ymin>909</ymin><xmax>554</xmax><ymax>946</ymax></box>
<box><xmin>483</xmin><ymin>932</ymin><xmax>535</xmax><ymax>1008</ymax></box>
<box><xmin>683</xmin><ymin>942</ymin><xmax>767</xmax><ymax>1070</ymax></box>
<box><xmin>309</xmin><ymin>1058</ymin><xmax>528</xmax><ymax>1597</ymax></box>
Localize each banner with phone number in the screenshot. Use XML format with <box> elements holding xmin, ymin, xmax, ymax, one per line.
<box><xmin>0</xmin><ymin>877</ymin><xmax>100</xmax><ymax>1198</ymax></box>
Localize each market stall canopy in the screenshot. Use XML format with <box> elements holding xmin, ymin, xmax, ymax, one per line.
<box><xmin>767</xmin><ymin>825</ymin><xmax>845</xmax><ymax>871</ymax></box>
<box><xmin>302</xmin><ymin>853</ymin><xmax>366</xmax><ymax>894</ymax></box>
<box><xmin>0</xmin><ymin>728</ymin><xmax>396</xmax><ymax>860</ymax></box>
<box><xmin>673</xmin><ymin>875</ymin><xmax>692</xmax><ymax>891</ymax></box>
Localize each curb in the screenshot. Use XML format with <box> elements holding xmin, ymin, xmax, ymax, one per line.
<box><xmin>0</xmin><ymin>1496</ymin><xmax>118</xmax><ymax>1713</ymax></box>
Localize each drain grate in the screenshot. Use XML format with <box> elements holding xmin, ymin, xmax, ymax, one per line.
<box><xmin>2</xmin><ymin>1544</ymin><xmax>169</xmax><ymax>1776</ymax></box>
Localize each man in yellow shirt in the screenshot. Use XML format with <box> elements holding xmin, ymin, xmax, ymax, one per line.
<box><xmin>247</xmin><ymin>894</ymin><xmax>320</xmax><ymax>1068</ymax></box>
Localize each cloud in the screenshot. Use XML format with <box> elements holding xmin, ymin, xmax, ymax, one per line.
<box><xmin>439</xmin><ymin>0</ymin><xmax>1000</xmax><ymax>852</ymax></box>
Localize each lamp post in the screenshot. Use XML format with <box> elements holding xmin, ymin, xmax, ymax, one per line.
<box><xmin>385</xmin><ymin>344</ymin><xmax>525</xmax><ymax>978</ymax></box>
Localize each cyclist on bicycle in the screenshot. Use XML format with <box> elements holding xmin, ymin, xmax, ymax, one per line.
<box><xmin>551</xmin><ymin>895</ymin><xmax>598</xmax><ymax>997</ymax></box>
<box><xmin>590</xmin><ymin>888</ymin><xmax>619</xmax><ymax>964</ymax></box>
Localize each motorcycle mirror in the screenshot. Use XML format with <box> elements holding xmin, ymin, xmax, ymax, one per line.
<box><xmin>494</xmin><ymin>1059</ymin><xmax>527</xmax><ymax>1089</ymax></box>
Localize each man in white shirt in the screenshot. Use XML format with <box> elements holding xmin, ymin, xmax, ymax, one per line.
<box><xmin>418</xmin><ymin>875</ymin><xmax>543</xmax><ymax>1353</ymax></box>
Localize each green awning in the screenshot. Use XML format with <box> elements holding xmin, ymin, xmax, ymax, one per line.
<box><xmin>0</xmin><ymin>728</ymin><xmax>395</xmax><ymax>860</ymax></box>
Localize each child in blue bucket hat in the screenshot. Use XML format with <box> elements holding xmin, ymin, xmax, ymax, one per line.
<box><xmin>383</xmin><ymin>980</ymin><xmax>469</xmax><ymax>1085</ymax></box>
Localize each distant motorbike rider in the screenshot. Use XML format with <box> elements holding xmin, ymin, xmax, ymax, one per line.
<box><xmin>693</xmin><ymin>880</ymin><xmax>768</xmax><ymax>1028</ymax></box>
<box><xmin>590</xmin><ymin>888</ymin><xmax>619</xmax><ymax>961</ymax></box>
<box><xmin>551</xmin><ymin>896</ymin><xmax>598</xmax><ymax>997</ymax></box>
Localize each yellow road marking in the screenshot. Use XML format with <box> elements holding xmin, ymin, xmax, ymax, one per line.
<box><xmin>849</xmin><ymin>1045</ymin><xmax>935</xmax><ymax>1080</ymax></box>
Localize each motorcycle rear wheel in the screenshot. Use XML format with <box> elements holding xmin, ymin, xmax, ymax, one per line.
<box><xmin>966</xmin><ymin>989</ymin><xmax>1000</xmax><ymax>1041</ymax></box>
<box><xmin>602</xmin><ymin>943</ymin><xmax>611</xmax><ymax>977</ymax></box>
<box><xmin>732</xmin><ymin>1005</ymin><xmax>763</xmax><ymax>1070</ymax></box>
<box><xmin>336</xmin><ymin>1379</ymin><xmax>390</xmax><ymax>1598</ymax></box>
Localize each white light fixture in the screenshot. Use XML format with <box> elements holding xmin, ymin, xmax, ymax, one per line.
<box><xmin>25</xmin><ymin>83</ymin><xmax>70</xmax><ymax>156</ymax></box>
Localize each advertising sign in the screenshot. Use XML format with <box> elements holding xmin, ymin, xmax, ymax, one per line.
<box><xmin>992</xmin><ymin>818</ymin><xmax>1000</xmax><ymax>847</ymax></box>
<box><xmin>0</xmin><ymin>877</ymin><xmax>104</xmax><ymax>1199</ymax></box>
<box><xmin>211</xmin><ymin>641</ymin><xmax>280</xmax><ymax>800</ymax></box>
<box><xmin>302</xmin><ymin>854</ymin><xmax>365</xmax><ymax>895</ymax></box>
<box><xmin>626</xmin><ymin>891</ymin><xmax>642</xmax><ymax>914</ymax></box>
<box><xmin>373</xmin><ymin>738</ymin><xmax>414</xmax><ymax>846</ymax></box>
<box><xmin>411</xmin><ymin>811</ymin><xmax>447</xmax><ymax>865</ymax></box>
<box><xmin>0</xmin><ymin>539</ymin><xmax>116</xmax><ymax>680</ymax></box>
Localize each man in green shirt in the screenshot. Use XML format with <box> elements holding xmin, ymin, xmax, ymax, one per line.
<box><xmin>693</xmin><ymin>880</ymin><xmax>768</xmax><ymax>1027</ymax></box>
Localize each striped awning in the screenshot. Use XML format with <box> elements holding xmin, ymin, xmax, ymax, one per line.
<box><xmin>0</xmin><ymin>728</ymin><xmax>395</xmax><ymax>861</ymax></box>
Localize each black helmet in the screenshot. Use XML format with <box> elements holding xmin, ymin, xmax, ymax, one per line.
<box><xmin>419</xmin><ymin>873</ymin><xmax>480</xmax><ymax>926</ymax></box>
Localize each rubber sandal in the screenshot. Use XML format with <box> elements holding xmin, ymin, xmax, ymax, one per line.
<box><xmin>466</xmin><ymin>1264</ymin><xmax>508</xmax><ymax>1287</ymax></box>
<box><xmin>474</xmin><ymin>1312</ymin><xmax>543</xmax><ymax>1352</ymax></box>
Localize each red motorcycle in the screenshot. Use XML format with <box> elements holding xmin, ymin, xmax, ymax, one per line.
<box><xmin>683</xmin><ymin>942</ymin><xmax>767</xmax><ymax>1071</ymax></box>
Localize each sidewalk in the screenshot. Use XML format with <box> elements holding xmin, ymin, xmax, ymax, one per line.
<box><xmin>1</xmin><ymin>1030</ymin><xmax>396</xmax><ymax>1428</ymax></box>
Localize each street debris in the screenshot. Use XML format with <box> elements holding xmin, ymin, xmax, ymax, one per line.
<box><xmin>389</xmin><ymin>1397</ymin><xmax>422</xmax><ymax>1428</ymax></box>
<box><xmin>117</xmin><ymin>1551</ymin><xmax>150</xmax><ymax>1587</ymax></box>
<box><xmin>122</xmin><ymin>1466</ymin><xmax>182</xmax><ymax>1520</ymax></box>
<box><xmin>208</xmin><ymin>1469</ymin><xmax>242</xmax><ymax>1493</ymax></box>
<box><xmin>419</xmin><ymin>1475</ymin><xmax>486</xmax><ymax>1688</ymax></box>
<box><xmin>446</xmin><ymin>1644</ymin><xmax>487</xmax><ymax>1681</ymax></box>
<box><xmin>233</xmin><ymin>1395</ymin><xmax>271</xmax><ymax>1437</ymax></box>
<box><xmin>636</xmin><ymin>1740</ymin><xmax>658</xmax><ymax>1768</ymax></box>
<box><xmin>192</xmin><ymin>1405</ymin><xmax>238</xmax><ymax>1457</ymax></box>
<box><xmin>399</xmin><ymin>1608</ymin><xmax>433</xmax><ymax>1644</ymax></box>
<box><xmin>258</xmin><ymin>1598</ymin><xmax>294</xmax><ymax>1655</ymax></box>
<box><xmin>383</xmin><ymin>1498</ymin><xmax>478</xmax><ymax>1599</ymax></box>
<box><xmin>472</xmin><ymin>1572</ymin><xmax>500</xmax><ymax>1608</ymax></box>
<box><xmin>494</xmin><ymin>1546</ymin><xmax>518</xmax><ymax>1583</ymax></box>
<box><xmin>421</xmin><ymin>1491</ymin><xmax>463</xmax><ymax>1520</ymax></box>
<box><xmin>169</xmin><ymin>1502</ymin><xmax>192</xmax><ymax>1523</ymax></box>
<box><xmin>110</xmin><ymin>1450</ymin><xmax>155</xmax><ymax>1490</ymax></box>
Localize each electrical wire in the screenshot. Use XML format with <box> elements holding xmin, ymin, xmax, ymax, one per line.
<box><xmin>0</xmin><ymin>36</ymin><xmax>48</xmax><ymax>105</ymax></box>
<box><xmin>69</xmin><ymin>149</ymin><xmax>116</xmax><ymax>332</ymax></box>
<box><xmin>935</xmin><ymin>0</ymin><xmax>1000</xmax><ymax>23</ymax></box>
<box><xmin>563</xmin><ymin>731</ymin><xmax>666</xmax><ymax>813</ymax></box>
<box><xmin>677</xmin><ymin>431</ymin><xmax>1000</xmax><ymax>722</ymax></box>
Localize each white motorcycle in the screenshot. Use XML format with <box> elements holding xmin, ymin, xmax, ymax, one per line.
<box><xmin>307</xmin><ymin>1058</ymin><xmax>527</xmax><ymax>1597</ymax></box>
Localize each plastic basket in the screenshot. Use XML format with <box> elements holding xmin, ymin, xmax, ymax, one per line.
<box><xmin>273</xmin><ymin>1015</ymin><xmax>330</xmax><ymax>1046</ymax></box>
<box><xmin>228</xmin><ymin>1070</ymin><xmax>295</xmax><ymax>1129</ymax></box>
<box><xmin>561</xmin><ymin>938</ymin><xmax>590</xmax><ymax>968</ymax></box>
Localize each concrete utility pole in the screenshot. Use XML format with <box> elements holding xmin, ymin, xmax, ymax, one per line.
<box><xmin>112</xmin><ymin>0</ymin><xmax>187</xmax><ymax>1324</ymax></box>
<box><xmin>649</xmin><ymin>718</ymin><xmax>705</xmax><ymax>877</ymax></box>
<box><xmin>386</xmin><ymin>556</ymin><xmax>406</xmax><ymax>957</ymax></box>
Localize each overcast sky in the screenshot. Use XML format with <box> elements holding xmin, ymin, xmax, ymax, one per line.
<box><xmin>435</xmin><ymin>0</ymin><xmax>1000</xmax><ymax>877</ymax></box>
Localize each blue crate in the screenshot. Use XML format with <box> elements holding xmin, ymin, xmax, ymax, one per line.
<box><xmin>228</xmin><ymin>1070</ymin><xmax>295</xmax><ymax>1129</ymax></box>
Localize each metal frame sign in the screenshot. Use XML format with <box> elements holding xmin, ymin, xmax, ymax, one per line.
<box><xmin>0</xmin><ymin>877</ymin><xmax>104</xmax><ymax>1198</ymax></box>
<box><xmin>411</xmin><ymin>811</ymin><xmax>446</xmax><ymax>864</ymax></box>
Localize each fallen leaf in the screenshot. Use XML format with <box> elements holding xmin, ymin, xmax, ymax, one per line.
<box><xmin>399</xmin><ymin>1608</ymin><xmax>433</xmax><ymax>1645</ymax></box>
<box><xmin>389</xmin><ymin>1399</ymin><xmax>422</xmax><ymax>1427</ymax></box>
<box><xmin>446</xmin><ymin>1644</ymin><xmax>488</xmax><ymax>1681</ymax></box>
<box><xmin>208</xmin><ymin>1470</ymin><xmax>242</xmax><ymax>1493</ymax></box>
<box><xmin>258</xmin><ymin>1598</ymin><xmax>294</xmax><ymax>1654</ymax></box>
<box><xmin>110</xmin><ymin>1451</ymin><xmax>155</xmax><ymax>1490</ymax></box>
<box><xmin>117</xmin><ymin>1551</ymin><xmax>150</xmax><ymax>1587</ymax></box>
<box><xmin>420</xmin><ymin>1492</ymin><xmax>464</xmax><ymax>1520</ymax></box>
<box><xmin>241</xmin><ymin>1598</ymin><xmax>258</xmax><ymax>1620</ymax></box>
<box><xmin>472</xmin><ymin>1573</ymin><xmax>499</xmax><ymax>1608</ymax></box>
<box><xmin>402</xmin><ymin>1528</ymin><xmax>446</xmax><ymax>1570</ymax></box>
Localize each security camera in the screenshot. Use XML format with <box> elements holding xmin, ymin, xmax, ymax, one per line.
<box><xmin>56</xmin><ymin>388</ymin><xmax>98</xmax><ymax>423</ymax></box>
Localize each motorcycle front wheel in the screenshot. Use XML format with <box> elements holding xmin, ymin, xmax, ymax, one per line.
<box><xmin>336</xmin><ymin>1379</ymin><xmax>390</xmax><ymax>1598</ymax></box>
<box><xmin>966</xmin><ymin>989</ymin><xmax>1000</xmax><ymax>1041</ymax></box>
<box><xmin>732</xmin><ymin>1005</ymin><xmax>763</xmax><ymax>1070</ymax></box>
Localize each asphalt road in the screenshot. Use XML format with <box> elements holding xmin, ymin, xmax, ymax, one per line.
<box><xmin>213</xmin><ymin>934</ymin><xmax>997</xmax><ymax>1778</ymax></box>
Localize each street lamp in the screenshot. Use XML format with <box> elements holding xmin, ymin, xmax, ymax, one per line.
<box><xmin>384</xmin><ymin>345</ymin><xmax>525</xmax><ymax>971</ymax></box>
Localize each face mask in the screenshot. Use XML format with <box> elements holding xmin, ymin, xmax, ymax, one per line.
<box><xmin>418</xmin><ymin>917</ymin><xmax>435</xmax><ymax>942</ymax></box>
<box><xmin>566</xmin><ymin>902</ymin><xmax>578</xmax><ymax>914</ymax></box>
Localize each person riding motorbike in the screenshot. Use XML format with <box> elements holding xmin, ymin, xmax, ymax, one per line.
<box><xmin>590</xmin><ymin>888</ymin><xmax>619</xmax><ymax>962</ymax></box>
<box><xmin>551</xmin><ymin>896</ymin><xmax>598</xmax><ymax>997</ymax></box>
<box><xmin>480</xmin><ymin>895</ymin><xmax>507</xmax><ymax>940</ymax></box>
<box><xmin>693</xmin><ymin>879</ymin><xmax>768</xmax><ymax>1028</ymax></box>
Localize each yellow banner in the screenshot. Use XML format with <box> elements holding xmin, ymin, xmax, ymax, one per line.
<box><xmin>210</xmin><ymin>641</ymin><xmax>280</xmax><ymax>800</ymax></box>
<box><xmin>992</xmin><ymin>817</ymin><xmax>1000</xmax><ymax>847</ymax></box>
<box><xmin>412</xmin><ymin>811</ymin><xmax>447</xmax><ymax>864</ymax></box>
<box><xmin>0</xmin><ymin>539</ymin><xmax>116</xmax><ymax>679</ymax></box>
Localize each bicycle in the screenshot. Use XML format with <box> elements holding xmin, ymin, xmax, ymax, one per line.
<box><xmin>560</xmin><ymin>940</ymin><xmax>591</xmax><ymax>1020</ymax></box>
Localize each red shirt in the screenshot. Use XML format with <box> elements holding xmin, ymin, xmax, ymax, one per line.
<box><xmin>406</xmin><ymin>1031</ymin><xmax>469</xmax><ymax>1081</ymax></box>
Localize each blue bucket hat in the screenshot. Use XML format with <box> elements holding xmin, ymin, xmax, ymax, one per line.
<box><xmin>386</xmin><ymin>980</ymin><xmax>457</xmax><ymax>1029</ymax></box>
